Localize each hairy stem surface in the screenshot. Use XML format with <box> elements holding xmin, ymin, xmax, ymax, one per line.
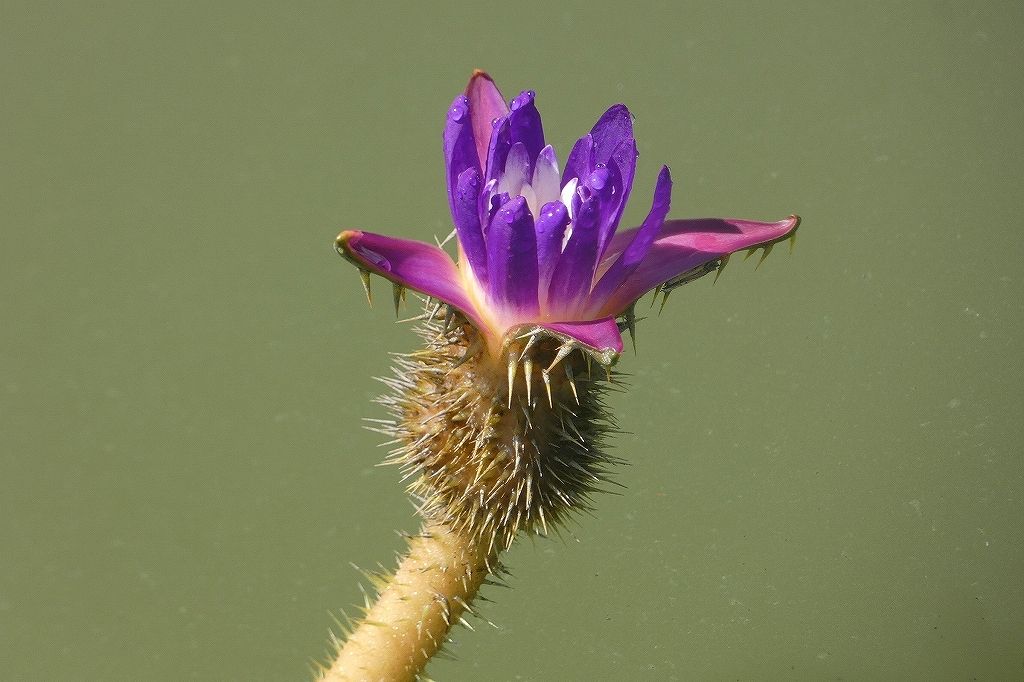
<box><xmin>323</xmin><ymin>520</ymin><xmax>495</xmax><ymax>681</ymax></box>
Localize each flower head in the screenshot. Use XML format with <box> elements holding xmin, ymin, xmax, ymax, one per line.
<box><xmin>337</xmin><ymin>70</ymin><xmax>799</xmax><ymax>359</ymax></box>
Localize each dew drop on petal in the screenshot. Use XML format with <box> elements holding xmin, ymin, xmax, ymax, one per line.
<box><xmin>588</xmin><ymin>168</ymin><xmax>610</xmax><ymax>191</ymax></box>
<box><xmin>509</xmin><ymin>90</ymin><xmax>536</xmax><ymax>112</ymax></box>
<box><xmin>448</xmin><ymin>97</ymin><xmax>468</xmax><ymax>123</ymax></box>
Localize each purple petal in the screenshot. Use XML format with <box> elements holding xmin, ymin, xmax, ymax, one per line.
<box><xmin>484</xmin><ymin>116</ymin><xmax>512</xmax><ymax>185</ymax></box>
<box><xmin>590</xmin><ymin>104</ymin><xmax>634</xmax><ymax>166</ymax></box>
<box><xmin>444</xmin><ymin>94</ymin><xmax>479</xmax><ymax>185</ymax></box>
<box><xmin>534</xmin><ymin>200</ymin><xmax>570</xmax><ymax>295</ymax></box>
<box><xmin>582</xmin><ymin>158</ymin><xmax>624</xmax><ymax>256</ymax></box>
<box><xmin>597</xmin><ymin>215</ymin><xmax>802</xmax><ymax>316</ymax></box>
<box><xmin>466</xmin><ymin>70</ymin><xmax>509</xmax><ymax>173</ymax></box>
<box><xmin>606</xmin><ymin>137</ymin><xmax>638</xmax><ymax>234</ymax></box>
<box><xmin>508</xmin><ymin>90</ymin><xmax>545</xmax><ymax>165</ymax></box>
<box><xmin>561</xmin><ymin>133</ymin><xmax>593</xmax><ymax>186</ymax></box>
<box><xmin>588</xmin><ymin>165</ymin><xmax>672</xmax><ymax>308</ymax></box>
<box><xmin>547</xmin><ymin>196</ymin><xmax>601</xmax><ymax>315</ymax></box>
<box><xmin>539</xmin><ymin>317</ymin><xmax>624</xmax><ymax>354</ymax></box>
<box><xmin>486</xmin><ymin>195</ymin><xmax>539</xmax><ymax>317</ymax></box>
<box><xmin>452</xmin><ymin>167</ymin><xmax>487</xmax><ymax>281</ymax></box>
<box><xmin>336</xmin><ymin>230</ymin><xmax>486</xmax><ymax>330</ymax></box>
<box><xmin>480</xmin><ymin>185</ymin><xmax>510</xmax><ymax>236</ymax></box>
<box><xmin>561</xmin><ymin>105</ymin><xmax>635</xmax><ymax>190</ymax></box>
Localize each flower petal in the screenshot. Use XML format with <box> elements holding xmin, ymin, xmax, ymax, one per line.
<box><xmin>484</xmin><ymin>116</ymin><xmax>512</xmax><ymax>186</ymax></box>
<box><xmin>486</xmin><ymin>195</ymin><xmax>539</xmax><ymax>318</ymax></box>
<box><xmin>561</xmin><ymin>105</ymin><xmax>636</xmax><ymax>199</ymax></box>
<box><xmin>336</xmin><ymin>229</ymin><xmax>486</xmax><ymax>329</ymax></box>
<box><xmin>452</xmin><ymin>167</ymin><xmax>487</xmax><ymax>282</ymax></box>
<box><xmin>444</xmin><ymin>95</ymin><xmax>478</xmax><ymax>184</ymax></box>
<box><xmin>495</xmin><ymin>142</ymin><xmax>530</xmax><ymax>197</ymax></box>
<box><xmin>508</xmin><ymin>90</ymin><xmax>545</xmax><ymax>165</ymax></box>
<box><xmin>597</xmin><ymin>215</ymin><xmax>801</xmax><ymax>316</ymax></box>
<box><xmin>539</xmin><ymin>317</ymin><xmax>624</xmax><ymax>354</ymax></box>
<box><xmin>530</xmin><ymin>145</ymin><xmax>562</xmax><ymax>212</ymax></box>
<box><xmin>534</xmin><ymin>200</ymin><xmax>571</xmax><ymax>297</ymax></box>
<box><xmin>547</xmin><ymin>195</ymin><xmax>601</xmax><ymax>316</ymax></box>
<box><xmin>606</xmin><ymin>137</ymin><xmax>638</xmax><ymax>238</ymax></box>
<box><xmin>590</xmin><ymin>104</ymin><xmax>634</xmax><ymax>167</ymax></box>
<box><xmin>466</xmin><ymin>70</ymin><xmax>509</xmax><ymax>173</ymax></box>
<box><xmin>588</xmin><ymin>165</ymin><xmax>672</xmax><ymax>310</ymax></box>
<box><xmin>582</xmin><ymin>157</ymin><xmax>625</xmax><ymax>256</ymax></box>
<box><xmin>561</xmin><ymin>133</ymin><xmax>592</xmax><ymax>187</ymax></box>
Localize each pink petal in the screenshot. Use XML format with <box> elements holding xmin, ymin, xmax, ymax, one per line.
<box><xmin>598</xmin><ymin>215</ymin><xmax>801</xmax><ymax>316</ymax></box>
<box><xmin>336</xmin><ymin>230</ymin><xmax>486</xmax><ymax>330</ymax></box>
<box><xmin>466</xmin><ymin>70</ymin><xmax>510</xmax><ymax>174</ymax></box>
<box><xmin>539</xmin><ymin>317</ymin><xmax>624</xmax><ymax>354</ymax></box>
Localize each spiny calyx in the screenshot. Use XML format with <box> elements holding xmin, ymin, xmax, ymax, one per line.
<box><xmin>373</xmin><ymin>310</ymin><xmax>622</xmax><ymax>554</ymax></box>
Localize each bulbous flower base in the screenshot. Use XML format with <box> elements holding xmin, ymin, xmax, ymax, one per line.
<box><xmin>377</xmin><ymin>307</ymin><xmax>623</xmax><ymax>554</ymax></box>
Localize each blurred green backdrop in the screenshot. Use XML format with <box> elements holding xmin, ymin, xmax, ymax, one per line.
<box><xmin>2</xmin><ymin>2</ymin><xmax>1021</xmax><ymax>680</ymax></box>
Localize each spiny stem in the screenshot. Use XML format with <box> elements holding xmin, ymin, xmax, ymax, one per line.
<box><xmin>322</xmin><ymin>521</ymin><xmax>496</xmax><ymax>681</ymax></box>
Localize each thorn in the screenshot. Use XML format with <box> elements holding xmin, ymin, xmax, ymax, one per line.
<box><xmin>658</xmin><ymin>288</ymin><xmax>671</xmax><ymax>315</ymax></box>
<box><xmin>392</xmin><ymin>283</ymin><xmax>404</xmax><ymax>316</ymax></box>
<box><xmin>518</xmin><ymin>332</ymin><xmax>539</xmax><ymax>361</ymax></box>
<box><xmin>522</xmin><ymin>356</ymin><xmax>533</xmax><ymax>407</ymax></box>
<box><xmin>755</xmin><ymin>242</ymin><xmax>774</xmax><ymax>270</ymax></box>
<box><xmin>357</xmin><ymin>269</ymin><xmax>372</xmax><ymax>305</ymax></box>
<box><xmin>623</xmin><ymin>303</ymin><xmax>637</xmax><ymax>353</ymax></box>
<box><xmin>744</xmin><ymin>247</ymin><xmax>757</xmax><ymax>261</ymax></box>
<box><xmin>425</xmin><ymin>300</ymin><xmax>442</xmax><ymax>324</ymax></box>
<box><xmin>788</xmin><ymin>228</ymin><xmax>797</xmax><ymax>254</ymax></box>
<box><xmin>564</xmin><ymin>363</ymin><xmax>580</xmax><ymax>404</ymax></box>
<box><xmin>545</xmin><ymin>343</ymin><xmax>575</xmax><ymax>373</ymax></box>
<box><xmin>507</xmin><ymin>355</ymin><xmax>517</xmax><ymax>409</ymax></box>
<box><xmin>541</xmin><ymin>369</ymin><xmax>553</xmax><ymax>408</ymax></box>
<box><xmin>436</xmin><ymin>229</ymin><xmax>457</xmax><ymax>248</ymax></box>
<box><xmin>713</xmin><ymin>253</ymin><xmax>730</xmax><ymax>284</ymax></box>
<box><xmin>650</xmin><ymin>284</ymin><xmax>662</xmax><ymax>308</ymax></box>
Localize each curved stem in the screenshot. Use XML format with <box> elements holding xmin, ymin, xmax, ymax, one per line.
<box><xmin>323</xmin><ymin>521</ymin><xmax>495</xmax><ymax>682</ymax></box>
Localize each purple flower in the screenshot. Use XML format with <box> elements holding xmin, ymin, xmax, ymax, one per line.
<box><xmin>337</xmin><ymin>71</ymin><xmax>799</xmax><ymax>357</ymax></box>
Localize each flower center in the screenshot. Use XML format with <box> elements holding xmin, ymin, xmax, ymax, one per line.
<box><xmin>494</xmin><ymin>143</ymin><xmax>574</xmax><ymax>225</ymax></box>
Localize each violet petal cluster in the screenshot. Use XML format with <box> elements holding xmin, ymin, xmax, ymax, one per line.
<box><xmin>337</xmin><ymin>71</ymin><xmax>799</xmax><ymax>355</ymax></box>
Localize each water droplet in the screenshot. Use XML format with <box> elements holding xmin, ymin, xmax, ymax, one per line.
<box><xmin>589</xmin><ymin>168</ymin><xmax>610</xmax><ymax>190</ymax></box>
<box><xmin>510</xmin><ymin>90</ymin><xmax>535</xmax><ymax>111</ymax></box>
<box><xmin>449</xmin><ymin>97</ymin><xmax>468</xmax><ymax>122</ymax></box>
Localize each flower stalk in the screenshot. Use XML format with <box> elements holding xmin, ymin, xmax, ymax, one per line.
<box><xmin>322</xmin><ymin>520</ymin><xmax>493</xmax><ymax>682</ymax></box>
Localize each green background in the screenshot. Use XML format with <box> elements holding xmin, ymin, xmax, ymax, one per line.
<box><xmin>3</xmin><ymin>2</ymin><xmax>1021</xmax><ymax>679</ymax></box>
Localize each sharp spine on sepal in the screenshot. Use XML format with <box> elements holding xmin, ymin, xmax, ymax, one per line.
<box><xmin>358</xmin><ymin>268</ymin><xmax>372</xmax><ymax>305</ymax></box>
<box><xmin>507</xmin><ymin>355</ymin><xmax>517</xmax><ymax>409</ymax></box>
<box><xmin>714</xmin><ymin>254</ymin><xmax>730</xmax><ymax>284</ymax></box>
<box><xmin>522</xmin><ymin>356</ymin><xmax>534</xmax><ymax>407</ymax></box>
<box><xmin>564</xmin><ymin>363</ymin><xmax>579</xmax><ymax>404</ymax></box>
<box><xmin>392</xmin><ymin>283</ymin><xmax>406</xmax><ymax>316</ymax></box>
